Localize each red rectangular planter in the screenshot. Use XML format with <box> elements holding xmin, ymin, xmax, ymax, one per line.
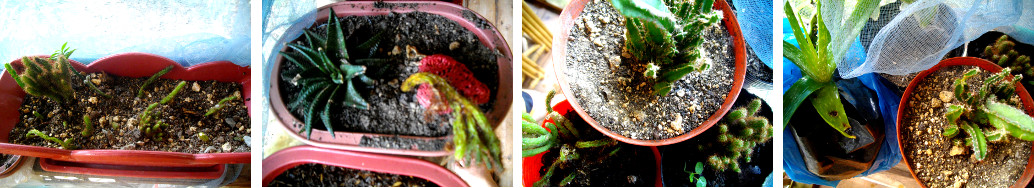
<box><xmin>0</xmin><ymin>52</ymin><xmax>251</xmax><ymax>166</ymax></box>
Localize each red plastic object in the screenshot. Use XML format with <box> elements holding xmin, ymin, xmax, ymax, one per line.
<box><xmin>551</xmin><ymin>0</ymin><xmax>746</xmax><ymax>146</ymax></box>
<box><xmin>269</xmin><ymin>1</ymin><xmax>513</xmax><ymax>156</ymax></box>
<box><xmin>522</xmin><ymin>100</ymin><xmax>663</xmax><ymax>186</ymax></box>
<box><xmin>39</xmin><ymin>158</ymin><xmax>224</xmax><ymax>179</ymax></box>
<box><xmin>896</xmin><ymin>57</ymin><xmax>1034</xmax><ymax>188</ymax></box>
<box><xmin>0</xmin><ymin>52</ymin><xmax>251</xmax><ymax>166</ymax></box>
<box><xmin>261</xmin><ymin>145</ymin><xmax>468</xmax><ymax>186</ymax></box>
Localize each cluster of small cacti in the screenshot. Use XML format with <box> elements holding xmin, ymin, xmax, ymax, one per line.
<box><xmin>401</xmin><ymin>72</ymin><xmax>502</xmax><ymax>173</ymax></box>
<box><xmin>4</xmin><ymin>55</ymin><xmax>76</xmax><ymax>103</ymax></box>
<box><xmin>280</xmin><ymin>8</ymin><xmax>387</xmax><ymax>139</ymax></box>
<box><xmin>611</xmin><ymin>0</ymin><xmax>721</xmax><ymax>95</ymax></box>
<box><xmin>704</xmin><ymin>99</ymin><xmax>771</xmax><ymax>172</ymax></box>
<box><xmin>983</xmin><ymin>35</ymin><xmax>1032</xmax><ymax>76</ymax></box>
<box><xmin>522</xmin><ymin>90</ymin><xmax>621</xmax><ymax>186</ymax></box>
<box><xmin>942</xmin><ymin>68</ymin><xmax>1034</xmax><ymax>161</ymax></box>
<box><xmin>137</xmin><ymin>81</ymin><xmax>187</xmax><ymax>140</ymax></box>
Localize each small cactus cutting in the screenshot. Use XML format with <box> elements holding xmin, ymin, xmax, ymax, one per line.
<box><xmin>942</xmin><ymin>68</ymin><xmax>1034</xmax><ymax>161</ymax></box>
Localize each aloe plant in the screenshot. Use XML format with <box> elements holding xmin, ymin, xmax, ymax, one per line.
<box><xmin>280</xmin><ymin>8</ymin><xmax>387</xmax><ymax>139</ymax></box>
<box><xmin>610</xmin><ymin>0</ymin><xmax>720</xmax><ymax>95</ymax></box>
<box><xmin>782</xmin><ymin>0</ymin><xmax>879</xmax><ymax>138</ymax></box>
<box><xmin>401</xmin><ymin>72</ymin><xmax>502</xmax><ymax>173</ymax></box>
<box><xmin>941</xmin><ymin>68</ymin><xmax>1034</xmax><ymax>161</ymax></box>
<box><xmin>521</xmin><ymin>90</ymin><xmax>622</xmax><ymax>186</ymax></box>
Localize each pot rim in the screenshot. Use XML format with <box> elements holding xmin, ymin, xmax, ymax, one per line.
<box><xmin>896</xmin><ymin>57</ymin><xmax>1034</xmax><ymax>188</ymax></box>
<box><xmin>268</xmin><ymin>1</ymin><xmax>513</xmax><ymax>156</ymax></box>
<box><xmin>261</xmin><ymin>145</ymin><xmax>468</xmax><ymax>187</ymax></box>
<box><xmin>551</xmin><ymin>0</ymin><xmax>746</xmax><ymax>146</ymax></box>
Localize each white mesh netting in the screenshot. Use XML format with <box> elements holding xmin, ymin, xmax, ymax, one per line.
<box><xmin>839</xmin><ymin>0</ymin><xmax>1032</xmax><ymax>78</ymax></box>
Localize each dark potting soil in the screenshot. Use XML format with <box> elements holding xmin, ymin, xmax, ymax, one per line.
<box><xmin>277</xmin><ymin>12</ymin><xmax>500</xmax><ymax>149</ymax></box>
<box><xmin>10</xmin><ymin>72</ymin><xmax>250</xmax><ymax>153</ymax></box>
<box><xmin>902</xmin><ymin>66</ymin><xmax>1030</xmax><ymax>187</ymax></box>
<box><xmin>267</xmin><ymin>163</ymin><xmax>438</xmax><ymax>187</ymax></box>
<box><xmin>536</xmin><ymin>109</ymin><xmax>656</xmax><ymax>186</ymax></box>
<box><xmin>563</xmin><ymin>0</ymin><xmax>735</xmax><ymax>140</ymax></box>
<box><xmin>660</xmin><ymin>91</ymin><xmax>772</xmax><ymax>187</ymax></box>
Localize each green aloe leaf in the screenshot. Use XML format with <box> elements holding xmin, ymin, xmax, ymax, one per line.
<box><xmin>783</xmin><ymin>1</ymin><xmax>829</xmax><ymax>82</ymax></box>
<box><xmin>826</xmin><ymin>0</ymin><xmax>880</xmax><ymax>64</ymax></box>
<box><xmin>811</xmin><ymin>84</ymin><xmax>854</xmax><ymax>138</ymax></box>
<box><xmin>783</xmin><ymin>76</ymin><xmax>823</xmax><ymax>127</ymax></box>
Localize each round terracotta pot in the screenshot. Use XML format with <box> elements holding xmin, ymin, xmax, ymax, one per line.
<box><xmin>551</xmin><ymin>0</ymin><xmax>746</xmax><ymax>146</ymax></box>
<box><xmin>521</xmin><ymin>100</ymin><xmax>663</xmax><ymax>186</ymax></box>
<box><xmin>896</xmin><ymin>57</ymin><xmax>1034</xmax><ymax>188</ymax></box>
<box><xmin>0</xmin><ymin>53</ymin><xmax>251</xmax><ymax>166</ymax></box>
<box><xmin>262</xmin><ymin>145</ymin><xmax>468</xmax><ymax>187</ymax></box>
<box><xmin>268</xmin><ymin>1</ymin><xmax>513</xmax><ymax>156</ymax></box>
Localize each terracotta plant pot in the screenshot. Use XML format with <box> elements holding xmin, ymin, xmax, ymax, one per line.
<box><xmin>897</xmin><ymin>57</ymin><xmax>1034</xmax><ymax>188</ymax></box>
<box><xmin>522</xmin><ymin>100</ymin><xmax>663</xmax><ymax>186</ymax></box>
<box><xmin>0</xmin><ymin>53</ymin><xmax>250</xmax><ymax>166</ymax></box>
<box><xmin>268</xmin><ymin>1</ymin><xmax>513</xmax><ymax>156</ymax></box>
<box><xmin>551</xmin><ymin>0</ymin><xmax>746</xmax><ymax>146</ymax></box>
<box><xmin>261</xmin><ymin>145</ymin><xmax>468</xmax><ymax>186</ymax></box>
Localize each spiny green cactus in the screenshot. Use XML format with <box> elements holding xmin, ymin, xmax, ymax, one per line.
<box><xmin>138</xmin><ymin>66</ymin><xmax>174</xmax><ymax>99</ymax></box>
<box><xmin>5</xmin><ymin>55</ymin><xmax>76</xmax><ymax>103</ymax></box>
<box><xmin>282</xmin><ymin>8</ymin><xmax>387</xmax><ymax>139</ymax></box>
<box><xmin>205</xmin><ymin>95</ymin><xmax>239</xmax><ymax>116</ymax></box>
<box><xmin>26</xmin><ymin>129</ymin><xmax>75</xmax><ymax>149</ymax></box>
<box><xmin>137</xmin><ymin>81</ymin><xmax>187</xmax><ymax>140</ymax></box>
<box><xmin>401</xmin><ymin>72</ymin><xmax>502</xmax><ymax>172</ymax></box>
<box><xmin>611</xmin><ymin>0</ymin><xmax>720</xmax><ymax>95</ymax></box>
<box><xmin>942</xmin><ymin>68</ymin><xmax>1034</xmax><ymax>161</ymax></box>
<box><xmin>983</xmin><ymin>35</ymin><xmax>1032</xmax><ymax>76</ymax></box>
<box><xmin>522</xmin><ymin>90</ymin><xmax>622</xmax><ymax>186</ymax></box>
<box><xmin>707</xmin><ymin>99</ymin><xmax>771</xmax><ymax>172</ymax></box>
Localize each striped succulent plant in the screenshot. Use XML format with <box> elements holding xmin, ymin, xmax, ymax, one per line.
<box><xmin>279</xmin><ymin>8</ymin><xmax>386</xmax><ymax>138</ymax></box>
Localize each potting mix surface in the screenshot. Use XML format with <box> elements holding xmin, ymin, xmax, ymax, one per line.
<box><xmin>11</xmin><ymin>72</ymin><xmax>250</xmax><ymax>153</ymax></box>
<box><xmin>562</xmin><ymin>0</ymin><xmax>734</xmax><ymax>140</ymax></box>
<box><xmin>267</xmin><ymin>163</ymin><xmax>438</xmax><ymax>187</ymax></box>
<box><xmin>902</xmin><ymin>65</ymin><xmax>1031</xmax><ymax>187</ymax></box>
<box><xmin>278</xmin><ymin>11</ymin><xmax>500</xmax><ymax>151</ymax></box>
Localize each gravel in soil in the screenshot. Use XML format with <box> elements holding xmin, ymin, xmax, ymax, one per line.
<box><xmin>563</xmin><ymin>0</ymin><xmax>734</xmax><ymax>140</ymax></box>
<box><xmin>278</xmin><ymin>11</ymin><xmax>501</xmax><ymax>150</ymax></box>
<box><xmin>901</xmin><ymin>65</ymin><xmax>1031</xmax><ymax>187</ymax></box>
<box><xmin>11</xmin><ymin>72</ymin><xmax>250</xmax><ymax>153</ymax></box>
<box><xmin>268</xmin><ymin>163</ymin><xmax>438</xmax><ymax>187</ymax></box>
